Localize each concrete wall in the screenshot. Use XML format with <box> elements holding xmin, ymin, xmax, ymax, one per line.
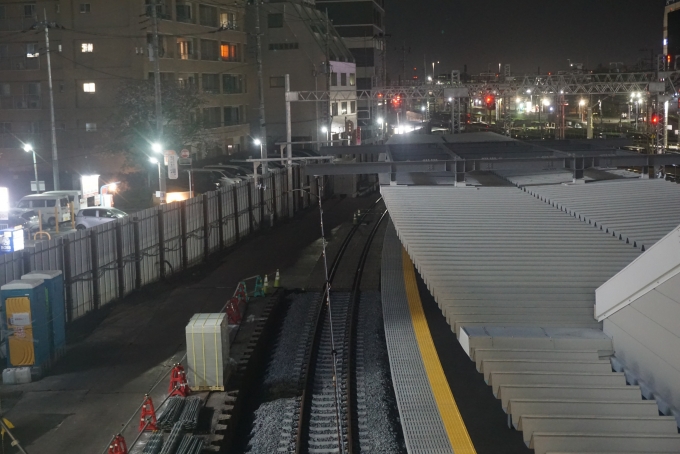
<box><xmin>604</xmin><ymin>274</ymin><xmax>680</xmax><ymax>416</ymax></box>
<box><xmin>596</xmin><ymin>226</ymin><xmax>680</xmax><ymax>421</ymax></box>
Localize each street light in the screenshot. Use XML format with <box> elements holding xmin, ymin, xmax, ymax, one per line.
<box><xmin>150</xmin><ymin>143</ymin><xmax>165</xmax><ymax>203</ymax></box>
<box><xmin>321</xmin><ymin>126</ymin><xmax>330</xmax><ymax>146</ymax></box>
<box><xmin>23</xmin><ymin>143</ymin><xmax>40</xmax><ymax>193</ymax></box>
<box><xmin>253</xmin><ymin>138</ymin><xmax>267</xmax><ymax>175</ymax></box>
<box><xmin>100</xmin><ymin>181</ymin><xmax>120</xmax><ymax>207</ymax></box>
<box><xmin>149</xmin><ymin>156</ymin><xmax>162</xmax><ymax>200</ymax></box>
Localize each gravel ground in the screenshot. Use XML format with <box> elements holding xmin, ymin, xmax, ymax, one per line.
<box><xmin>246</xmin><ymin>293</ymin><xmax>320</xmax><ymax>454</ymax></box>
<box><xmin>263</xmin><ymin>292</ymin><xmax>320</xmax><ymax>398</ymax></box>
<box><xmin>357</xmin><ymin>291</ymin><xmax>406</xmax><ymax>453</ymax></box>
<box><xmin>246</xmin><ymin>397</ymin><xmax>296</xmax><ymax>454</ymax></box>
<box><xmin>248</xmin><ymin>289</ymin><xmax>404</xmax><ymax>454</ymax></box>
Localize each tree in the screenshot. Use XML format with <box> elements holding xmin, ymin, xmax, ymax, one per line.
<box><xmin>102</xmin><ymin>80</ymin><xmax>218</xmax><ymax>168</ymax></box>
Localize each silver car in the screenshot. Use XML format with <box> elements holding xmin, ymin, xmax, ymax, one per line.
<box><xmin>75</xmin><ymin>207</ymin><xmax>127</xmax><ymax>230</ymax></box>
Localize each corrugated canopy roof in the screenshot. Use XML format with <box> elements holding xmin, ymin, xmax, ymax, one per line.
<box><xmin>382</xmin><ymin>185</ymin><xmax>641</xmax><ymax>335</ymax></box>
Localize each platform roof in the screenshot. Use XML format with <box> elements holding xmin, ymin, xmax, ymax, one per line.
<box><xmin>382</xmin><ymin>185</ymin><xmax>641</xmax><ymax>334</ymax></box>
<box><xmin>521</xmin><ymin>179</ymin><xmax>680</xmax><ymax>251</ymax></box>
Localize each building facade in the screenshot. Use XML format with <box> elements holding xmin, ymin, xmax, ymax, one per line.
<box><xmin>0</xmin><ymin>0</ymin><xmax>251</xmax><ymax>193</ymax></box>
<box><xmin>665</xmin><ymin>0</ymin><xmax>680</xmax><ymax>67</ymax></box>
<box><xmin>316</xmin><ymin>0</ymin><xmax>385</xmax><ymax>142</ymax></box>
<box><xmin>253</xmin><ymin>0</ymin><xmax>356</xmax><ymax>149</ymax></box>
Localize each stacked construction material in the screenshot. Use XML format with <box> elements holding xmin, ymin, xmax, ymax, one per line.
<box><xmin>158</xmin><ymin>422</ymin><xmax>183</xmax><ymax>454</ymax></box>
<box><xmin>178</xmin><ymin>396</ymin><xmax>202</xmax><ymax>430</ymax></box>
<box><xmin>142</xmin><ymin>433</ymin><xmax>164</xmax><ymax>454</ymax></box>
<box><xmin>186</xmin><ymin>313</ymin><xmax>229</xmax><ymax>390</ymax></box>
<box><xmin>157</xmin><ymin>397</ymin><xmax>186</xmax><ymax>430</ymax></box>
<box><xmin>175</xmin><ymin>434</ymin><xmax>204</xmax><ymax>454</ymax></box>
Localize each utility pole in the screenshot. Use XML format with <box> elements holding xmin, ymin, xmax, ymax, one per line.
<box><xmin>254</xmin><ymin>0</ymin><xmax>267</xmax><ymax>172</ymax></box>
<box><xmin>325</xmin><ymin>10</ymin><xmax>332</xmax><ymax>140</ymax></box>
<box><xmin>150</xmin><ymin>0</ymin><xmax>166</xmax><ymax>202</ymax></box>
<box><xmin>34</xmin><ymin>10</ymin><xmax>60</xmax><ymax>190</ymax></box>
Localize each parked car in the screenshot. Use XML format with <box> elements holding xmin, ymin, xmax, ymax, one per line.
<box><xmin>167</xmin><ymin>169</ymin><xmax>241</xmax><ymax>195</ymax></box>
<box><xmin>75</xmin><ymin>207</ymin><xmax>128</xmax><ymax>229</ymax></box>
<box><xmin>203</xmin><ymin>164</ymin><xmax>253</xmax><ymax>179</ymax></box>
<box><xmin>14</xmin><ymin>193</ymin><xmax>71</xmax><ymax>227</ymax></box>
<box><xmin>0</xmin><ymin>210</ymin><xmax>40</xmax><ymax>236</ymax></box>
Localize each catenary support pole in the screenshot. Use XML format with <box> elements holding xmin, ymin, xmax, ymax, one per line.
<box><xmin>151</xmin><ymin>0</ymin><xmax>166</xmax><ymax>203</ymax></box>
<box><xmin>255</xmin><ymin>0</ymin><xmax>268</xmax><ymax>174</ymax></box>
<box><xmin>43</xmin><ymin>9</ymin><xmax>59</xmax><ymax>190</ymax></box>
<box><xmin>285</xmin><ymin>74</ymin><xmax>294</xmax><ymax>218</ymax></box>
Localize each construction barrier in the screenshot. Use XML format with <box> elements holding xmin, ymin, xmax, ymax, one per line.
<box><xmin>168</xmin><ymin>363</ymin><xmax>190</xmax><ymax>397</ymax></box>
<box><xmin>107</xmin><ymin>435</ymin><xmax>128</xmax><ymax>454</ymax></box>
<box><xmin>138</xmin><ymin>395</ymin><xmax>158</xmax><ymax>432</ymax></box>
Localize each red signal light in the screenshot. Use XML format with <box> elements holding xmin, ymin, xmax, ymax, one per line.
<box><xmin>651</xmin><ymin>114</ymin><xmax>659</xmax><ymax>125</ymax></box>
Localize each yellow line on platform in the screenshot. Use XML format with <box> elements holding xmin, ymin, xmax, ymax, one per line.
<box><xmin>402</xmin><ymin>248</ymin><xmax>477</xmax><ymax>454</ymax></box>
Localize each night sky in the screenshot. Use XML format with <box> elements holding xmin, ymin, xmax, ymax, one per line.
<box><xmin>386</xmin><ymin>0</ymin><xmax>665</xmax><ymax>78</ymax></box>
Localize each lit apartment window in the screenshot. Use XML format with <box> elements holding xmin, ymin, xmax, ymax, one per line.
<box><xmin>80</xmin><ymin>3</ymin><xmax>91</xmax><ymax>13</ymax></box>
<box><xmin>341</xmin><ymin>102</ymin><xmax>348</xmax><ymax>114</ymax></box>
<box><xmin>26</xmin><ymin>43</ymin><xmax>39</xmax><ymax>58</ymax></box>
<box><xmin>220</xmin><ymin>12</ymin><xmax>236</xmax><ymax>29</ymax></box>
<box><xmin>83</xmin><ymin>82</ymin><xmax>95</xmax><ymax>93</ymax></box>
<box><xmin>349</xmin><ymin>73</ymin><xmax>356</xmax><ymax>86</ymax></box>
<box><xmin>81</xmin><ymin>43</ymin><xmax>93</xmax><ymax>53</ymax></box>
<box><xmin>85</xmin><ymin>122</ymin><xmax>96</xmax><ymax>132</ymax></box>
<box><xmin>220</xmin><ymin>43</ymin><xmax>239</xmax><ymax>62</ymax></box>
<box><xmin>341</xmin><ymin>73</ymin><xmax>347</xmax><ymax>86</ymax></box>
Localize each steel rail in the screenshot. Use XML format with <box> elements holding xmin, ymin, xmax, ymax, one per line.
<box><xmin>345</xmin><ymin>209</ymin><xmax>388</xmax><ymax>453</ymax></box>
<box><xmin>295</xmin><ymin>197</ymin><xmax>382</xmax><ymax>454</ymax></box>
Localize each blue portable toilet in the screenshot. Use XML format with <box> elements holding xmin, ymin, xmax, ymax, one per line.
<box><xmin>22</xmin><ymin>271</ymin><xmax>65</xmax><ymax>359</ymax></box>
<box><xmin>0</xmin><ymin>279</ymin><xmax>50</xmax><ymax>373</ymax></box>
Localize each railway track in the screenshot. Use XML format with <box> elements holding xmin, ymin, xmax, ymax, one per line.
<box><xmin>293</xmin><ymin>204</ymin><xmax>388</xmax><ymax>454</ymax></box>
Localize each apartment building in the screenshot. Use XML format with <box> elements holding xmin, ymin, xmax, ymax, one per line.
<box><xmin>665</xmin><ymin>0</ymin><xmax>680</xmax><ymax>66</ymax></box>
<box><xmin>253</xmin><ymin>0</ymin><xmax>357</xmax><ymax>148</ymax></box>
<box><xmin>0</xmin><ymin>0</ymin><xmax>251</xmax><ymax>191</ymax></box>
<box><xmin>316</xmin><ymin>0</ymin><xmax>385</xmax><ymax>142</ymax></box>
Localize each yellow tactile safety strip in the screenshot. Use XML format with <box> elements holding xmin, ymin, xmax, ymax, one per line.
<box><xmin>401</xmin><ymin>248</ymin><xmax>477</xmax><ymax>454</ymax></box>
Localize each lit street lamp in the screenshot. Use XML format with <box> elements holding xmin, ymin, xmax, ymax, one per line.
<box><xmin>254</xmin><ymin>138</ymin><xmax>267</xmax><ymax>175</ymax></box>
<box><xmin>149</xmin><ymin>156</ymin><xmax>162</xmax><ymax>200</ymax></box>
<box><xmin>100</xmin><ymin>181</ymin><xmax>120</xmax><ymax>207</ymax></box>
<box><xmin>151</xmin><ymin>143</ymin><xmax>166</xmax><ymax>203</ymax></box>
<box><xmin>23</xmin><ymin>144</ymin><xmax>40</xmax><ymax>193</ymax></box>
<box><xmin>321</xmin><ymin>126</ymin><xmax>329</xmax><ymax>146</ymax></box>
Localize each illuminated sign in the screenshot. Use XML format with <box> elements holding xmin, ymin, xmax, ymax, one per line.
<box><xmin>80</xmin><ymin>175</ymin><xmax>100</xmax><ymax>198</ymax></box>
<box><xmin>0</xmin><ymin>187</ymin><xmax>8</xmax><ymax>221</ymax></box>
<box><xmin>0</xmin><ymin>228</ymin><xmax>24</xmax><ymax>253</ymax></box>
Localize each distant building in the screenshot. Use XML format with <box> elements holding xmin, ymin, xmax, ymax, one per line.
<box><xmin>253</xmin><ymin>0</ymin><xmax>357</xmax><ymax>149</ymax></box>
<box><xmin>665</xmin><ymin>0</ymin><xmax>680</xmax><ymax>67</ymax></box>
<box><xmin>0</xmin><ymin>0</ymin><xmax>251</xmax><ymax>191</ymax></box>
<box><xmin>316</xmin><ymin>0</ymin><xmax>386</xmax><ymax>143</ymax></box>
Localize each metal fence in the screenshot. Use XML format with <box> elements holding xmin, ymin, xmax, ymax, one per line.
<box><xmin>0</xmin><ymin>168</ymin><xmax>329</xmax><ymax>323</ymax></box>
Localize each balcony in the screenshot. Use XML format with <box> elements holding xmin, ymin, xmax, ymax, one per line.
<box><xmin>0</xmin><ymin>56</ymin><xmax>40</xmax><ymax>71</ymax></box>
<box><xmin>0</xmin><ymin>95</ymin><xmax>41</xmax><ymax>109</ymax></box>
<box><xmin>0</xmin><ymin>16</ymin><xmax>38</xmax><ymax>32</ymax></box>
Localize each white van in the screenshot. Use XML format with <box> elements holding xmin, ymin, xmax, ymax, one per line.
<box><xmin>15</xmin><ymin>194</ymin><xmax>71</xmax><ymax>227</ymax></box>
<box><xmin>42</xmin><ymin>190</ymin><xmax>84</xmax><ymax>211</ymax></box>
